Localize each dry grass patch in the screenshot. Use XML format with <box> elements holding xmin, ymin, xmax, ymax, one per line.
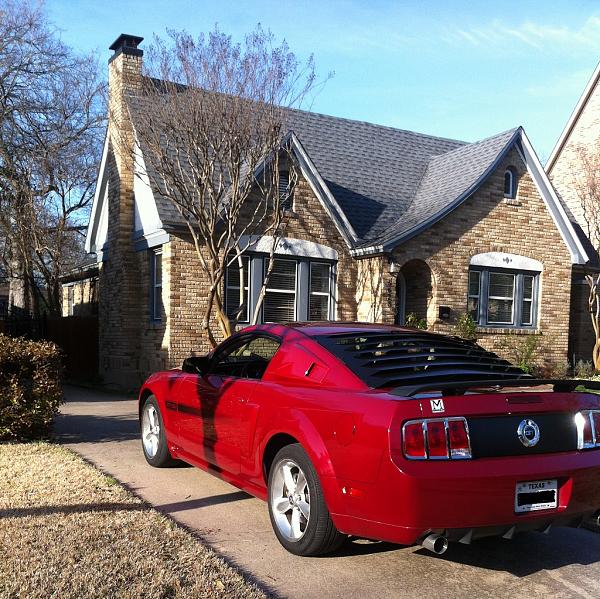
<box><xmin>0</xmin><ymin>443</ymin><xmax>268</xmax><ymax>599</ymax></box>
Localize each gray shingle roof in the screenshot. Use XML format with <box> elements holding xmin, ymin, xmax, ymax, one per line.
<box><xmin>376</xmin><ymin>127</ymin><xmax>521</xmax><ymax>248</ymax></box>
<box><xmin>127</xmin><ymin>84</ymin><xmax>523</xmax><ymax>249</ymax></box>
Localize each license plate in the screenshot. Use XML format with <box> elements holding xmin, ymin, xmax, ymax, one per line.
<box><xmin>515</xmin><ymin>479</ymin><xmax>558</xmax><ymax>513</ymax></box>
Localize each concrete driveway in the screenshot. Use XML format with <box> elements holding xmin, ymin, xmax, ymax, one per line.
<box><xmin>55</xmin><ymin>385</ymin><xmax>600</xmax><ymax>599</ymax></box>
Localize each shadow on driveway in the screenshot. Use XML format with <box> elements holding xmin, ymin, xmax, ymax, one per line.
<box><xmin>412</xmin><ymin>528</ymin><xmax>600</xmax><ymax>576</ymax></box>
<box><xmin>54</xmin><ymin>413</ymin><xmax>139</xmax><ymax>444</ymax></box>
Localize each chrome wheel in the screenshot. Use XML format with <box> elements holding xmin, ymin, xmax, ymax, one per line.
<box><xmin>270</xmin><ymin>459</ymin><xmax>310</xmax><ymax>541</ymax></box>
<box><xmin>142</xmin><ymin>403</ymin><xmax>160</xmax><ymax>458</ymax></box>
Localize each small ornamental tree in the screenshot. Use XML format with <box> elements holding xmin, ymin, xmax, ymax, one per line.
<box><xmin>128</xmin><ymin>26</ymin><xmax>328</xmax><ymax>347</ymax></box>
<box><xmin>572</xmin><ymin>141</ymin><xmax>600</xmax><ymax>368</ymax></box>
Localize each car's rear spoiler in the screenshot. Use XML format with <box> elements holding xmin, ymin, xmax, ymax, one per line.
<box><xmin>390</xmin><ymin>378</ymin><xmax>600</xmax><ymax>398</ymax></box>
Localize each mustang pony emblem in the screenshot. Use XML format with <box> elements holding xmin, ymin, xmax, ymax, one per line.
<box><xmin>517</xmin><ymin>419</ymin><xmax>540</xmax><ymax>447</ymax></box>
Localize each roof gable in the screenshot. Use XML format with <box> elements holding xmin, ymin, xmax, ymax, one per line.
<box><xmin>547</xmin><ymin>62</ymin><xmax>600</xmax><ymax>173</ymax></box>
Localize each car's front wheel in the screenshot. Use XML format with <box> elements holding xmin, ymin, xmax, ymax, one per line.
<box><xmin>268</xmin><ymin>443</ymin><xmax>346</xmax><ymax>556</ymax></box>
<box><xmin>141</xmin><ymin>396</ymin><xmax>177</xmax><ymax>467</ymax></box>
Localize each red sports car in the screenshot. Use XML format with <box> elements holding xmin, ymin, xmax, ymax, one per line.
<box><xmin>138</xmin><ymin>322</ymin><xmax>600</xmax><ymax>556</ymax></box>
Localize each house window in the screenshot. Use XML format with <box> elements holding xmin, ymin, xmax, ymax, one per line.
<box><xmin>225</xmin><ymin>256</ymin><xmax>250</xmax><ymax>322</ymax></box>
<box><xmin>278</xmin><ymin>171</ymin><xmax>293</xmax><ymax>211</ymax></box>
<box><xmin>309</xmin><ymin>262</ymin><xmax>331</xmax><ymax>320</ymax></box>
<box><xmin>504</xmin><ymin>167</ymin><xmax>517</xmax><ymax>199</ymax></box>
<box><xmin>151</xmin><ymin>248</ymin><xmax>163</xmax><ymax>321</ymax></box>
<box><xmin>263</xmin><ymin>258</ymin><xmax>297</xmax><ymax>322</ymax></box>
<box><xmin>468</xmin><ymin>267</ymin><xmax>538</xmax><ymax>328</ymax></box>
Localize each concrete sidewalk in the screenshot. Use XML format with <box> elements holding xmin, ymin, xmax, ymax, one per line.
<box><xmin>55</xmin><ymin>385</ymin><xmax>600</xmax><ymax>599</ymax></box>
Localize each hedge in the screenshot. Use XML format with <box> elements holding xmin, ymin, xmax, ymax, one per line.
<box><xmin>0</xmin><ymin>334</ymin><xmax>63</xmax><ymax>440</ymax></box>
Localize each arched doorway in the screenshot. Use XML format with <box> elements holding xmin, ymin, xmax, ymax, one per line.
<box><xmin>397</xmin><ymin>259</ymin><xmax>435</xmax><ymax>327</ymax></box>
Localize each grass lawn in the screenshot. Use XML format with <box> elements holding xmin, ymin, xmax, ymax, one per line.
<box><xmin>0</xmin><ymin>443</ymin><xmax>268</xmax><ymax>599</ymax></box>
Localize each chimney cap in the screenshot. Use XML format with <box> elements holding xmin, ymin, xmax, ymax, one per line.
<box><xmin>109</xmin><ymin>34</ymin><xmax>144</xmax><ymax>53</ymax></box>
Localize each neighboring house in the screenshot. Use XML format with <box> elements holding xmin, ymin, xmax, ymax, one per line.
<box><xmin>60</xmin><ymin>260</ymin><xmax>99</xmax><ymax>317</ymax></box>
<box><xmin>547</xmin><ymin>61</ymin><xmax>600</xmax><ymax>364</ymax></box>
<box><xmin>86</xmin><ymin>34</ymin><xmax>590</xmax><ymax>387</ymax></box>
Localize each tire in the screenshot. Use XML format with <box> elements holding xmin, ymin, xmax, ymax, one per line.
<box><xmin>268</xmin><ymin>443</ymin><xmax>346</xmax><ymax>556</ymax></box>
<box><xmin>140</xmin><ymin>396</ymin><xmax>177</xmax><ymax>467</ymax></box>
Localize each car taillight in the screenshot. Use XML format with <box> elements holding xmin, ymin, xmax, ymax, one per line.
<box><xmin>426</xmin><ymin>420</ymin><xmax>448</xmax><ymax>458</ymax></box>
<box><xmin>403</xmin><ymin>421</ymin><xmax>426</xmax><ymax>459</ymax></box>
<box><xmin>402</xmin><ymin>417</ymin><xmax>471</xmax><ymax>460</ymax></box>
<box><xmin>575</xmin><ymin>410</ymin><xmax>600</xmax><ymax>449</ymax></box>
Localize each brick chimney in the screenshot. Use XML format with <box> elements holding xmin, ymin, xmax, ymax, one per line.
<box><xmin>108</xmin><ymin>34</ymin><xmax>143</xmax><ymax>175</ymax></box>
<box><xmin>99</xmin><ymin>34</ymin><xmax>145</xmax><ymax>387</ymax></box>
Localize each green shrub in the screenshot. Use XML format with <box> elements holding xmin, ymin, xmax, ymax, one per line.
<box><xmin>454</xmin><ymin>313</ymin><xmax>478</xmax><ymax>341</ymax></box>
<box><xmin>0</xmin><ymin>334</ymin><xmax>63</xmax><ymax>441</ymax></box>
<box><xmin>498</xmin><ymin>332</ymin><xmax>544</xmax><ymax>375</ymax></box>
<box><xmin>405</xmin><ymin>313</ymin><xmax>427</xmax><ymax>330</ymax></box>
<box><xmin>575</xmin><ymin>359</ymin><xmax>595</xmax><ymax>379</ymax></box>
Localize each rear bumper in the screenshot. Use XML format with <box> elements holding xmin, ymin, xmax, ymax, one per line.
<box><xmin>328</xmin><ymin>450</ymin><xmax>600</xmax><ymax>545</ymax></box>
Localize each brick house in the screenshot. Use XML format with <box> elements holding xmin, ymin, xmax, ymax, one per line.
<box><xmin>60</xmin><ymin>260</ymin><xmax>99</xmax><ymax>317</ymax></box>
<box><xmin>546</xmin><ymin>62</ymin><xmax>600</xmax><ymax>364</ymax></box>
<box><xmin>85</xmin><ymin>34</ymin><xmax>590</xmax><ymax>387</ymax></box>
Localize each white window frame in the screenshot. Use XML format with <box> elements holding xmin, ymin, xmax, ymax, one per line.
<box><xmin>504</xmin><ymin>167</ymin><xmax>517</xmax><ymax>199</ymax></box>
<box><xmin>263</xmin><ymin>258</ymin><xmax>298</xmax><ymax>323</ymax></box>
<box><xmin>225</xmin><ymin>255</ymin><xmax>251</xmax><ymax>323</ymax></box>
<box><xmin>151</xmin><ymin>248</ymin><xmax>162</xmax><ymax>321</ymax></box>
<box><xmin>308</xmin><ymin>261</ymin><xmax>332</xmax><ymax>321</ymax></box>
<box><xmin>487</xmin><ymin>272</ymin><xmax>516</xmax><ymax>325</ymax></box>
<box><xmin>468</xmin><ymin>267</ymin><xmax>538</xmax><ymax>329</ymax></box>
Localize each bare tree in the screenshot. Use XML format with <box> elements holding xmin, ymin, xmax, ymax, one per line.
<box><xmin>571</xmin><ymin>141</ymin><xmax>600</xmax><ymax>368</ymax></box>
<box><xmin>129</xmin><ymin>26</ymin><xmax>327</xmax><ymax>346</ymax></box>
<box><xmin>0</xmin><ymin>1</ymin><xmax>105</xmax><ymax>317</ymax></box>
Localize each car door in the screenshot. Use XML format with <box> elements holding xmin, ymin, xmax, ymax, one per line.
<box><xmin>176</xmin><ymin>333</ymin><xmax>281</xmax><ymax>476</ymax></box>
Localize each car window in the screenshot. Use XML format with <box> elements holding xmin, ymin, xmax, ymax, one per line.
<box><xmin>209</xmin><ymin>335</ymin><xmax>281</xmax><ymax>379</ymax></box>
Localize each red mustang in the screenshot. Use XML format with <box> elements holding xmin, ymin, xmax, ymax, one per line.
<box><xmin>138</xmin><ymin>322</ymin><xmax>600</xmax><ymax>556</ymax></box>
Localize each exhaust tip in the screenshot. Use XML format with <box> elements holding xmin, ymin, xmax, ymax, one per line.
<box><xmin>421</xmin><ymin>533</ymin><xmax>448</xmax><ymax>555</ymax></box>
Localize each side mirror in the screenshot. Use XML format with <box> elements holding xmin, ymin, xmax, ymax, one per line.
<box><xmin>182</xmin><ymin>356</ymin><xmax>210</xmax><ymax>375</ymax></box>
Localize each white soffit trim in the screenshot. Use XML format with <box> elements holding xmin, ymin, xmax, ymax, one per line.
<box><xmin>133</xmin><ymin>139</ymin><xmax>163</xmax><ymax>234</ymax></box>
<box><xmin>239</xmin><ymin>235</ymin><xmax>338</xmax><ymax>261</ymax></box>
<box><xmin>519</xmin><ymin>130</ymin><xmax>589</xmax><ymax>265</ymax></box>
<box><xmin>85</xmin><ymin>133</ymin><xmax>109</xmax><ymax>253</ymax></box>
<box><xmin>547</xmin><ymin>62</ymin><xmax>600</xmax><ymax>173</ymax></box>
<box><xmin>289</xmin><ymin>133</ymin><xmax>358</xmax><ymax>248</ymax></box>
<box><xmin>470</xmin><ymin>252</ymin><xmax>543</xmax><ymax>271</ymax></box>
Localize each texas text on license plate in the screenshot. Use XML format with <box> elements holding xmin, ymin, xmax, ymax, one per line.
<box><xmin>514</xmin><ymin>479</ymin><xmax>558</xmax><ymax>513</ymax></box>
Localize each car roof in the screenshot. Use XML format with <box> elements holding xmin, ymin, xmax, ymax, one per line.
<box><xmin>263</xmin><ymin>321</ymin><xmax>427</xmax><ymax>337</ymax></box>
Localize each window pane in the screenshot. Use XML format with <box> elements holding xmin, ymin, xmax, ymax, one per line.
<box><xmin>523</xmin><ymin>275</ymin><xmax>533</xmax><ymax>300</ymax></box>
<box><xmin>309</xmin><ymin>295</ymin><xmax>329</xmax><ymax>321</ymax></box>
<box><xmin>488</xmin><ymin>298</ymin><xmax>513</xmax><ymax>324</ymax></box>
<box><xmin>488</xmin><ymin>273</ymin><xmax>514</xmax><ymax>298</ymax></box>
<box><xmin>522</xmin><ymin>300</ymin><xmax>532</xmax><ymax>325</ymax></box>
<box><xmin>154</xmin><ymin>252</ymin><xmax>162</xmax><ymax>286</ymax></box>
<box><xmin>468</xmin><ymin>270</ymin><xmax>480</xmax><ymax>297</ymax></box>
<box><xmin>264</xmin><ymin>292</ymin><xmax>295</xmax><ymax>322</ymax></box>
<box><xmin>467</xmin><ymin>297</ymin><xmax>478</xmax><ymax>321</ymax></box>
<box><xmin>310</xmin><ymin>263</ymin><xmax>330</xmax><ymax>294</ymax></box>
<box><xmin>226</xmin><ymin>256</ymin><xmax>249</xmax><ymax>322</ymax></box>
<box><xmin>267</xmin><ymin>259</ymin><xmax>296</xmax><ymax>291</ymax></box>
<box><xmin>154</xmin><ymin>287</ymin><xmax>162</xmax><ymax>319</ymax></box>
<box><xmin>504</xmin><ymin>171</ymin><xmax>512</xmax><ymax>196</ymax></box>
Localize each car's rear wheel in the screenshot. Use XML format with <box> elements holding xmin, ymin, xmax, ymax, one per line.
<box><xmin>141</xmin><ymin>396</ymin><xmax>177</xmax><ymax>467</ymax></box>
<box><xmin>268</xmin><ymin>443</ymin><xmax>346</xmax><ymax>556</ymax></box>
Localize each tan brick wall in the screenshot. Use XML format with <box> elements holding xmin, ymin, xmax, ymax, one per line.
<box><xmin>61</xmin><ymin>278</ymin><xmax>98</xmax><ymax>317</ymax></box>
<box><xmin>380</xmin><ymin>147</ymin><xmax>574</xmax><ymax>368</ymax></box>
<box><xmin>164</xmin><ymin>175</ymin><xmax>357</xmax><ymax>369</ymax></box>
<box><xmin>98</xmin><ymin>50</ymin><xmax>145</xmax><ymax>387</ymax></box>
<box><xmin>549</xmin><ymin>75</ymin><xmax>600</xmax><ymax>244</ymax></box>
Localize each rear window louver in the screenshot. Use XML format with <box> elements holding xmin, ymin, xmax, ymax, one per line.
<box><xmin>315</xmin><ymin>332</ymin><xmax>529</xmax><ymax>390</ymax></box>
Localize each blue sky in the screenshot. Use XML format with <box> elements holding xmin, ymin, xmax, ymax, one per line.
<box><xmin>47</xmin><ymin>0</ymin><xmax>600</xmax><ymax>161</ymax></box>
